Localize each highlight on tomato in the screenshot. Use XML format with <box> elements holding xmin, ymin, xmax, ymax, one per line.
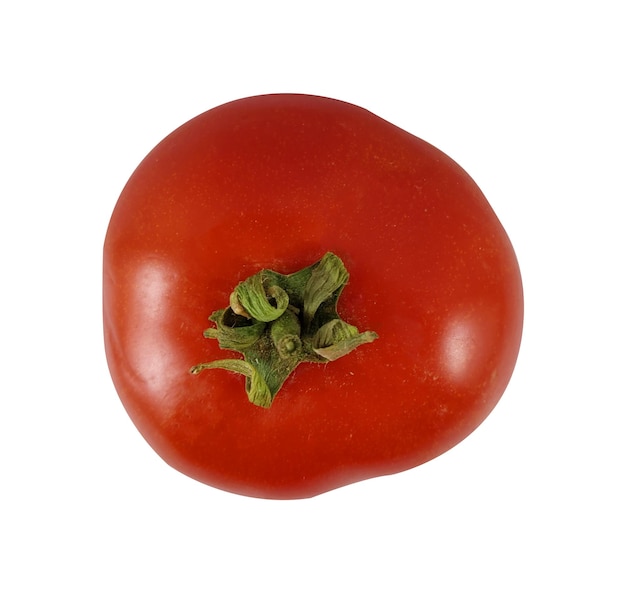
<box><xmin>103</xmin><ymin>94</ymin><xmax>523</xmax><ymax>499</ymax></box>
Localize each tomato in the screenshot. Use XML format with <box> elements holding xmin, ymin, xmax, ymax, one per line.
<box><xmin>103</xmin><ymin>94</ymin><xmax>523</xmax><ymax>499</ymax></box>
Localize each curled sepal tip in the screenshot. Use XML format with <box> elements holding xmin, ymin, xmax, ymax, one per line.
<box><xmin>190</xmin><ymin>359</ymin><xmax>273</xmax><ymax>408</ymax></box>
<box><xmin>312</xmin><ymin>319</ymin><xmax>379</xmax><ymax>362</ymax></box>
<box><xmin>232</xmin><ymin>273</ymin><xmax>289</xmax><ymax>322</ymax></box>
<box><xmin>302</xmin><ymin>252</ymin><xmax>349</xmax><ymax>328</ymax></box>
<box><xmin>207</xmin><ymin>308</ymin><xmax>266</xmax><ymax>351</ymax></box>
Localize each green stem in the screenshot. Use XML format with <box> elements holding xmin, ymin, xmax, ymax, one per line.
<box><xmin>190</xmin><ymin>252</ymin><xmax>378</xmax><ymax>408</ymax></box>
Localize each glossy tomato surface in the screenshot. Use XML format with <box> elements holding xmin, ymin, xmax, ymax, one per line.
<box><xmin>103</xmin><ymin>94</ymin><xmax>523</xmax><ymax>499</ymax></box>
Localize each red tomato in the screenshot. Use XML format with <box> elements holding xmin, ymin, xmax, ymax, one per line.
<box><xmin>103</xmin><ymin>94</ymin><xmax>523</xmax><ymax>499</ymax></box>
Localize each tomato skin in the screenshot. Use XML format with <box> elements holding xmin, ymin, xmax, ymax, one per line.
<box><xmin>103</xmin><ymin>94</ymin><xmax>523</xmax><ymax>499</ymax></box>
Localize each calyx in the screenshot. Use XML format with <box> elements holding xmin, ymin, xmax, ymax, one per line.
<box><xmin>190</xmin><ymin>252</ymin><xmax>378</xmax><ymax>408</ymax></box>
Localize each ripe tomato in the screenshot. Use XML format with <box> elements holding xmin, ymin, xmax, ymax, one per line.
<box><xmin>103</xmin><ymin>94</ymin><xmax>523</xmax><ymax>499</ymax></box>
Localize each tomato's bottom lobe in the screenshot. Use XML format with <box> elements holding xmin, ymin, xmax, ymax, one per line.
<box><xmin>103</xmin><ymin>93</ymin><xmax>523</xmax><ymax>499</ymax></box>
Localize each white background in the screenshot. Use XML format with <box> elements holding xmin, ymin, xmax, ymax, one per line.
<box><xmin>2</xmin><ymin>1</ymin><xmax>624</xmax><ymax>591</ymax></box>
